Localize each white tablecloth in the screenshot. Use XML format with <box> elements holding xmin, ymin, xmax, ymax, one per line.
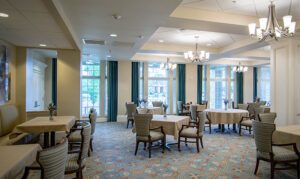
<box><xmin>204</xmin><ymin>109</ymin><xmax>249</xmax><ymax>124</ymax></box>
<box><xmin>137</xmin><ymin>107</ymin><xmax>163</xmax><ymax>115</ymax></box>
<box><xmin>0</xmin><ymin>144</ymin><xmax>41</xmax><ymax>179</ymax></box>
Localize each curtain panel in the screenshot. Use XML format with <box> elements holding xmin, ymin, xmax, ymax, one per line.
<box><xmin>108</xmin><ymin>61</ymin><xmax>118</xmax><ymax>122</ymax></box>
<box><xmin>197</xmin><ymin>65</ymin><xmax>203</xmax><ymax>104</ymax></box>
<box><xmin>52</xmin><ymin>58</ymin><xmax>57</xmax><ymax>106</ymax></box>
<box><xmin>131</xmin><ymin>62</ymin><xmax>139</xmax><ymax>104</ymax></box>
<box><xmin>177</xmin><ymin>64</ymin><xmax>186</xmax><ymax>104</ymax></box>
<box><xmin>236</xmin><ymin>72</ymin><xmax>243</xmax><ymax>104</ymax></box>
<box><xmin>253</xmin><ymin>67</ymin><xmax>258</xmax><ymax>102</ymax></box>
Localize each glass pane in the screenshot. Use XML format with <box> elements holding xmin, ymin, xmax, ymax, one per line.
<box><xmin>81</xmin><ymin>78</ymin><xmax>100</xmax><ymax>116</ymax></box>
<box><xmin>148</xmin><ymin>63</ymin><xmax>169</xmax><ymax>78</ymax></box>
<box><xmin>148</xmin><ymin>79</ymin><xmax>169</xmax><ymax>106</ymax></box>
<box><xmin>260</xmin><ymin>66</ymin><xmax>271</xmax><ymax>104</ymax></box>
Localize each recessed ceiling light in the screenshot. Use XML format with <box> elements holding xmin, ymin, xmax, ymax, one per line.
<box><xmin>0</xmin><ymin>13</ymin><xmax>9</xmax><ymax>18</ymax></box>
<box><xmin>39</xmin><ymin>44</ymin><xmax>47</xmax><ymax>47</ymax></box>
<box><xmin>110</xmin><ymin>34</ymin><xmax>118</xmax><ymax>37</ymax></box>
<box><xmin>112</xmin><ymin>14</ymin><xmax>122</xmax><ymax>20</ymax></box>
<box><xmin>158</xmin><ymin>40</ymin><xmax>164</xmax><ymax>43</ymax></box>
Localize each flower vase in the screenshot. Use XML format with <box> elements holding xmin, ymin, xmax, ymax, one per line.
<box><xmin>49</xmin><ymin>111</ymin><xmax>54</xmax><ymax>121</ymax></box>
<box><xmin>225</xmin><ymin>104</ymin><xmax>228</xmax><ymax>111</ymax></box>
<box><xmin>163</xmin><ymin>108</ymin><xmax>167</xmax><ymax>117</ymax></box>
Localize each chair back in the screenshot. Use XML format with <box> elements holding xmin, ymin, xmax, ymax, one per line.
<box><xmin>152</xmin><ymin>101</ymin><xmax>163</xmax><ymax>107</ymax></box>
<box><xmin>79</xmin><ymin>122</ymin><xmax>91</xmax><ymax>161</ymax></box>
<box><xmin>258</xmin><ymin>112</ymin><xmax>277</xmax><ymax>123</ymax></box>
<box><xmin>190</xmin><ymin>105</ymin><xmax>197</xmax><ymax>122</ymax></box>
<box><xmin>197</xmin><ymin>112</ymin><xmax>205</xmax><ymax>133</ymax></box>
<box><xmin>258</xmin><ymin>101</ymin><xmax>267</xmax><ymax>106</ymax></box>
<box><xmin>196</xmin><ymin>104</ymin><xmax>206</xmax><ymax>112</ymax></box>
<box><xmin>202</xmin><ymin>100</ymin><xmax>208</xmax><ymax>108</ymax></box>
<box><xmin>252</xmin><ymin>121</ymin><xmax>275</xmax><ymax>154</ymax></box>
<box><xmin>177</xmin><ymin>101</ymin><xmax>183</xmax><ymax>112</ymax></box>
<box><xmin>89</xmin><ymin>108</ymin><xmax>97</xmax><ymax>135</ymax></box>
<box><xmin>237</xmin><ymin>104</ymin><xmax>248</xmax><ymax>110</ymax></box>
<box><xmin>247</xmin><ymin>103</ymin><xmax>261</xmax><ymax>118</ymax></box>
<box><xmin>134</xmin><ymin>114</ymin><xmax>152</xmax><ymax>137</ymax></box>
<box><xmin>254</xmin><ymin>106</ymin><xmax>265</xmax><ymax>120</ymax></box>
<box><xmin>126</xmin><ymin>103</ymin><xmax>137</xmax><ymax>119</ymax></box>
<box><xmin>37</xmin><ymin>138</ymin><xmax>68</xmax><ymax>179</ymax></box>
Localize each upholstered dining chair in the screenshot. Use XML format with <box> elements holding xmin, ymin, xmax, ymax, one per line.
<box><xmin>125</xmin><ymin>102</ymin><xmax>134</xmax><ymax>114</ymax></box>
<box><xmin>178</xmin><ymin>112</ymin><xmax>205</xmax><ymax>153</ymax></box>
<box><xmin>252</xmin><ymin>121</ymin><xmax>300</xmax><ymax>179</ymax></box>
<box><xmin>237</xmin><ymin>104</ymin><xmax>249</xmax><ymax>110</ymax></box>
<box><xmin>68</xmin><ymin>108</ymin><xmax>96</xmax><ymax>156</ymax></box>
<box><xmin>239</xmin><ymin>103</ymin><xmax>264</xmax><ymax>136</ymax></box>
<box><xmin>22</xmin><ymin>138</ymin><xmax>68</xmax><ymax>179</ymax></box>
<box><xmin>126</xmin><ymin>103</ymin><xmax>137</xmax><ymax>128</ymax></box>
<box><xmin>65</xmin><ymin>121</ymin><xmax>91</xmax><ymax>179</ymax></box>
<box><xmin>134</xmin><ymin>114</ymin><xmax>165</xmax><ymax>158</ymax></box>
<box><xmin>258</xmin><ymin>112</ymin><xmax>277</xmax><ymax>123</ymax></box>
<box><xmin>177</xmin><ymin>101</ymin><xmax>189</xmax><ymax>116</ymax></box>
<box><xmin>152</xmin><ymin>101</ymin><xmax>163</xmax><ymax>107</ymax></box>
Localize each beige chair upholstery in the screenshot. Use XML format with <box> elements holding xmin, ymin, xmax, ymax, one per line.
<box><xmin>152</xmin><ymin>101</ymin><xmax>163</xmax><ymax>107</ymax></box>
<box><xmin>177</xmin><ymin>101</ymin><xmax>189</xmax><ymax>116</ymax></box>
<box><xmin>126</xmin><ymin>103</ymin><xmax>137</xmax><ymax>128</ymax></box>
<box><xmin>237</xmin><ymin>104</ymin><xmax>248</xmax><ymax>110</ymax></box>
<box><xmin>239</xmin><ymin>103</ymin><xmax>264</xmax><ymax>136</ymax></box>
<box><xmin>252</xmin><ymin>121</ymin><xmax>300</xmax><ymax>179</ymax></box>
<box><xmin>134</xmin><ymin>114</ymin><xmax>165</xmax><ymax>158</ymax></box>
<box><xmin>258</xmin><ymin>112</ymin><xmax>276</xmax><ymax>124</ymax></box>
<box><xmin>65</xmin><ymin>122</ymin><xmax>91</xmax><ymax>178</ymax></box>
<box><xmin>0</xmin><ymin>104</ymin><xmax>29</xmax><ymax>145</ymax></box>
<box><xmin>178</xmin><ymin>112</ymin><xmax>205</xmax><ymax>153</ymax></box>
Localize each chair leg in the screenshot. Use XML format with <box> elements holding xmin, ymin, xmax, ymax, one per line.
<box><xmin>149</xmin><ymin>141</ymin><xmax>152</xmax><ymax>158</ymax></box>
<box><xmin>200</xmin><ymin>136</ymin><xmax>204</xmax><ymax>148</ymax></box>
<box><xmin>22</xmin><ymin>167</ymin><xmax>29</xmax><ymax>179</ymax></box>
<box><xmin>127</xmin><ymin>119</ymin><xmax>129</xmax><ymax>128</ymax></box>
<box><xmin>79</xmin><ymin>169</ymin><xmax>83</xmax><ymax>179</ymax></box>
<box><xmin>239</xmin><ymin>124</ymin><xmax>242</xmax><ymax>136</ymax></box>
<box><xmin>135</xmin><ymin>141</ymin><xmax>139</xmax><ymax>155</ymax></box>
<box><xmin>131</xmin><ymin>120</ymin><xmax>134</xmax><ymax>128</ymax></box>
<box><xmin>297</xmin><ymin>160</ymin><xmax>300</xmax><ymax>178</ymax></box>
<box><xmin>185</xmin><ymin>138</ymin><xmax>187</xmax><ymax>146</ymax></box>
<box><xmin>249</xmin><ymin>127</ymin><xmax>251</xmax><ymax>134</ymax></box>
<box><xmin>270</xmin><ymin>162</ymin><xmax>275</xmax><ymax>179</ymax></box>
<box><xmin>196</xmin><ymin>138</ymin><xmax>200</xmax><ymax>153</ymax></box>
<box><xmin>209</xmin><ymin>123</ymin><xmax>211</xmax><ymax>134</ymax></box>
<box><xmin>90</xmin><ymin>138</ymin><xmax>93</xmax><ymax>152</ymax></box>
<box><xmin>254</xmin><ymin>158</ymin><xmax>260</xmax><ymax>175</ymax></box>
<box><xmin>178</xmin><ymin>137</ymin><xmax>181</xmax><ymax>151</ymax></box>
<box><xmin>144</xmin><ymin>142</ymin><xmax>146</xmax><ymax>150</ymax></box>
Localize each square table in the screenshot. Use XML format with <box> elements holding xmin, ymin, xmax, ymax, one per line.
<box><xmin>17</xmin><ymin>116</ymin><xmax>76</xmax><ymax>148</ymax></box>
<box><xmin>0</xmin><ymin>144</ymin><xmax>41</xmax><ymax>179</ymax></box>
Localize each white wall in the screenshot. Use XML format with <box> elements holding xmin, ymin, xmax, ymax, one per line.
<box><xmin>118</xmin><ymin>61</ymin><xmax>131</xmax><ymax>115</ymax></box>
<box><xmin>185</xmin><ymin>63</ymin><xmax>197</xmax><ymax>104</ymax></box>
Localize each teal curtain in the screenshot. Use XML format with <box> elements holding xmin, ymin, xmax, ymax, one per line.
<box><xmin>253</xmin><ymin>67</ymin><xmax>258</xmax><ymax>102</ymax></box>
<box><xmin>52</xmin><ymin>58</ymin><xmax>57</xmax><ymax>106</ymax></box>
<box><xmin>197</xmin><ymin>65</ymin><xmax>203</xmax><ymax>104</ymax></box>
<box><xmin>178</xmin><ymin>64</ymin><xmax>186</xmax><ymax>104</ymax></box>
<box><xmin>236</xmin><ymin>72</ymin><xmax>243</xmax><ymax>104</ymax></box>
<box><xmin>108</xmin><ymin>61</ymin><xmax>118</xmax><ymax>122</ymax></box>
<box><xmin>131</xmin><ymin>62</ymin><xmax>139</xmax><ymax>104</ymax></box>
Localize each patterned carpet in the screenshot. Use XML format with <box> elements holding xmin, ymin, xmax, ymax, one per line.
<box><xmin>27</xmin><ymin>122</ymin><xmax>297</xmax><ymax>179</ymax></box>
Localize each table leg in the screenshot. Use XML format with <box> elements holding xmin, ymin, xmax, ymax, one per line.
<box><xmin>44</xmin><ymin>132</ymin><xmax>49</xmax><ymax>148</ymax></box>
<box><xmin>233</xmin><ymin>123</ymin><xmax>236</xmax><ymax>132</ymax></box>
<box><xmin>50</xmin><ymin>132</ymin><xmax>56</xmax><ymax>146</ymax></box>
<box><xmin>222</xmin><ymin>124</ymin><xmax>225</xmax><ymax>132</ymax></box>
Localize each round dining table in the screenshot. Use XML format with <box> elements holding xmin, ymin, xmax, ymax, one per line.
<box><xmin>204</xmin><ymin>109</ymin><xmax>249</xmax><ymax>124</ymax></box>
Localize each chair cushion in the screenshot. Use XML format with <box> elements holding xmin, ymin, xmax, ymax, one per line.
<box><xmin>241</xmin><ymin>120</ymin><xmax>252</xmax><ymax>127</ymax></box>
<box><xmin>137</xmin><ymin>131</ymin><xmax>164</xmax><ymax>141</ymax></box>
<box><xmin>68</xmin><ymin>130</ymin><xmax>81</xmax><ymax>142</ymax></box>
<box><xmin>180</xmin><ymin>128</ymin><xmax>202</xmax><ymax>138</ymax></box>
<box><xmin>258</xmin><ymin>146</ymin><xmax>299</xmax><ymax>162</ymax></box>
<box><xmin>65</xmin><ymin>153</ymin><xmax>86</xmax><ymax>172</ymax></box>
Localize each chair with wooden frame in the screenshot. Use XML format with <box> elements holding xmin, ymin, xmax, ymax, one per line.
<box><xmin>134</xmin><ymin>114</ymin><xmax>165</xmax><ymax>158</ymax></box>
<box><xmin>178</xmin><ymin>111</ymin><xmax>205</xmax><ymax>153</ymax></box>
<box><xmin>22</xmin><ymin>138</ymin><xmax>68</xmax><ymax>179</ymax></box>
<box><xmin>65</xmin><ymin>121</ymin><xmax>91</xmax><ymax>179</ymax></box>
<box><xmin>258</xmin><ymin>112</ymin><xmax>276</xmax><ymax>124</ymax></box>
<box><xmin>177</xmin><ymin>101</ymin><xmax>189</xmax><ymax>116</ymax></box>
<box><xmin>126</xmin><ymin>103</ymin><xmax>137</xmax><ymax>128</ymax></box>
<box><xmin>239</xmin><ymin>103</ymin><xmax>264</xmax><ymax>136</ymax></box>
<box><xmin>252</xmin><ymin>121</ymin><xmax>300</xmax><ymax>179</ymax></box>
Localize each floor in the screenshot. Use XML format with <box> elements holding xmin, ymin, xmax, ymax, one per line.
<box><xmin>26</xmin><ymin>122</ymin><xmax>297</xmax><ymax>179</ymax></box>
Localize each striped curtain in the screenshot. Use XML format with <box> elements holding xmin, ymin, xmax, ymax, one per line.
<box><xmin>108</xmin><ymin>61</ymin><xmax>118</xmax><ymax>122</ymax></box>
<box><xmin>197</xmin><ymin>65</ymin><xmax>203</xmax><ymax>104</ymax></box>
<box><xmin>131</xmin><ymin>62</ymin><xmax>139</xmax><ymax>104</ymax></box>
<box><xmin>236</xmin><ymin>72</ymin><xmax>243</xmax><ymax>104</ymax></box>
<box><xmin>177</xmin><ymin>64</ymin><xmax>186</xmax><ymax>104</ymax></box>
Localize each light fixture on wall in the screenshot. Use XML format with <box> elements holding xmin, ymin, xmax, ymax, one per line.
<box><xmin>248</xmin><ymin>0</ymin><xmax>296</xmax><ymax>41</ymax></box>
<box><xmin>232</xmin><ymin>62</ymin><xmax>248</xmax><ymax>73</ymax></box>
<box><xmin>184</xmin><ymin>35</ymin><xmax>209</xmax><ymax>63</ymax></box>
<box><xmin>160</xmin><ymin>58</ymin><xmax>177</xmax><ymax>71</ymax></box>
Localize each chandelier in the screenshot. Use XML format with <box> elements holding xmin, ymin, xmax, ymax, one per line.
<box><xmin>184</xmin><ymin>36</ymin><xmax>210</xmax><ymax>63</ymax></box>
<box><xmin>232</xmin><ymin>62</ymin><xmax>248</xmax><ymax>73</ymax></box>
<box><xmin>160</xmin><ymin>58</ymin><xmax>177</xmax><ymax>71</ymax></box>
<box><xmin>248</xmin><ymin>1</ymin><xmax>296</xmax><ymax>41</ymax></box>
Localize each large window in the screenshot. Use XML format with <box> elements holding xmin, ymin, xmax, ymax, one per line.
<box><xmin>147</xmin><ymin>63</ymin><xmax>169</xmax><ymax>106</ymax></box>
<box><xmin>209</xmin><ymin>65</ymin><xmax>228</xmax><ymax>109</ymax></box>
<box><xmin>81</xmin><ymin>60</ymin><xmax>100</xmax><ymax>117</ymax></box>
<box><xmin>258</xmin><ymin>66</ymin><xmax>271</xmax><ymax>104</ymax></box>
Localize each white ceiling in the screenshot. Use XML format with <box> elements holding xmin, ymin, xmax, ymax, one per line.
<box><xmin>149</xmin><ymin>27</ymin><xmax>248</xmax><ymax>48</ymax></box>
<box><xmin>181</xmin><ymin>0</ymin><xmax>300</xmax><ymax>19</ymax></box>
<box><xmin>0</xmin><ymin>0</ymin><xmax>72</xmax><ymax>48</ymax></box>
<box><xmin>55</xmin><ymin>0</ymin><xmax>182</xmax><ymax>60</ymax></box>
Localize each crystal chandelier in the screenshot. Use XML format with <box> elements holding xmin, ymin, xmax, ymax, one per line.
<box><xmin>184</xmin><ymin>36</ymin><xmax>210</xmax><ymax>63</ymax></box>
<box><xmin>160</xmin><ymin>58</ymin><xmax>177</xmax><ymax>71</ymax></box>
<box><xmin>248</xmin><ymin>1</ymin><xmax>296</xmax><ymax>41</ymax></box>
<box><xmin>232</xmin><ymin>62</ymin><xmax>248</xmax><ymax>73</ymax></box>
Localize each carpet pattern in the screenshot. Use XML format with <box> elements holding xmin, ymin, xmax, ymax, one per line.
<box><xmin>26</xmin><ymin>122</ymin><xmax>297</xmax><ymax>179</ymax></box>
